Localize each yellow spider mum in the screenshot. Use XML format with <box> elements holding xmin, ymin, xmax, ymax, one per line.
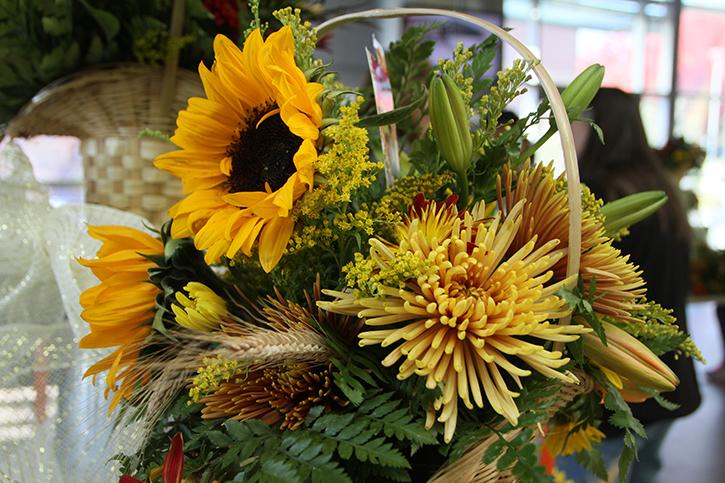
<box><xmin>320</xmin><ymin>199</ymin><xmax>588</xmax><ymax>442</ymax></box>
<box><xmin>497</xmin><ymin>163</ymin><xmax>646</xmax><ymax>323</ymax></box>
<box><xmin>543</xmin><ymin>422</ymin><xmax>605</xmax><ymax>456</ymax></box>
<box><xmin>78</xmin><ymin>225</ymin><xmax>163</xmax><ymax>411</ymax></box>
<box><xmin>155</xmin><ymin>26</ymin><xmax>322</xmax><ymax>272</ymax></box>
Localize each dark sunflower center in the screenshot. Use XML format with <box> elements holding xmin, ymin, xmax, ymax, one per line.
<box><xmin>227</xmin><ymin>105</ymin><xmax>302</xmax><ymax>193</ymax></box>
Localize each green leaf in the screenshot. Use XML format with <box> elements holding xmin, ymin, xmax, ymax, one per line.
<box><xmin>356</xmin><ymin>93</ymin><xmax>426</xmax><ymax>128</ymax></box>
<box><xmin>259</xmin><ymin>456</ymin><xmax>300</xmax><ymax>483</ymax></box>
<box><xmin>574</xmin><ymin>448</ymin><xmax>608</xmax><ymax>481</ymax></box>
<box><xmin>496</xmin><ymin>447</ymin><xmax>517</xmax><ymax>471</ymax></box>
<box><xmin>206</xmin><ymin>430</ymin><xmax>233</xmax><ymax>448</ymax></box>
<box><xmin>589</xmin><ymin>121</ymin><xmax>605</xmax><ymax>145</ymax></box>
<box><xmin>225</xmin><ymin>420</ymin><xmax>252</xmax><ymax>441</ymax></box>
<box><xmin>86</xmin><ymin>34</ymin><xmax>104</xmax><ymax>64</ymax></box>
<box><xmin>41</xmin><ymin>16</ymin><xmax>70</xmax><ymax>35</ymax></box>
<box><xmin>618</xmin><ymin>432</ymin><xmax>637</xmax><ymax>482</ymax></box>
<box><xmin>653</xmin><ymin>393</ymin><xmax>680</xmax><ymax>411</ymax></box>
<box><xmin>79</xmin><ymin>0</ymin><xmax>120</xmax><ymax>42</ymax></box>
<box><xmin>482</xmin><ymin>436</ymin><xmax>506</xmax><ymax>464</ymax></box>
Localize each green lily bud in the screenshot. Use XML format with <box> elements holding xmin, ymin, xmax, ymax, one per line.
<box><xmin>429</xmin><ymin>73</ymin><xmax>473</xmax><ymax>176</ymax></box>
<box><xmin>601</xmin><ymin>190</ymin><xmax>667</xmax><ymax>238</ymax></box>
<box><xmin>560</xmin><ymin>64</ymin><xmax>605</xmax><ymax>119</ymax></box>
<box><xmin>583</xmin><ymin>321</ymin><xmax>678</xmax><ymax>393</ymax></box>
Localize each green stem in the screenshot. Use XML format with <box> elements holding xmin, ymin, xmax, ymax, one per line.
<box><xmin>456</xmin><ymin>169</ymin><xmax>470</xmax><ymax>208</ymax></box>
<box><xmin>517</xmin><ymin>126</ymin><xmax>556</xmax><ymax>165</ymax></box>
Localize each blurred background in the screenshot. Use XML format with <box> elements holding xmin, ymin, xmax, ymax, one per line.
<box><xmin>1</xmin><ymin>1</ymin><xmax>723</xmax><ymax>481</ymax></box>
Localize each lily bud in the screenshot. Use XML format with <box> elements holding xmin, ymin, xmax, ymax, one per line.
<box><xmin>583</xmin><ymin>321</ymin><xmax>678</xmax><ymax>394</ymax></box>
<box><xmin>601</xmin><ymin>190</ymin><xmax>667</xmax><ymax>238</ymax></box>
<box><xmin>429</xmin><ymin>73</ymin><xmax>473</xmax><ymax>176</ymax></box>
<box><xmin>560</xmin><ymin>64</ymin><xmax>605</xmax><ymax>120</ymax></box>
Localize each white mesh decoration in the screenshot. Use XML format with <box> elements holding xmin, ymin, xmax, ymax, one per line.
<box><xmin>0</xmin><ymin>142</ymin><xmax>153</xmax><ymax>482</ymax></box>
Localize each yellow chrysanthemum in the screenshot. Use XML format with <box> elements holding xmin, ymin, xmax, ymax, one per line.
<box><xmin>172</xmin><ymin>282</ymin><xmax>228</xmax><ymax>332</ymax></box>
<box><xmin>78</xmin><ymin>225</ymin><xmax>163</xmax><ymax>411</ymax></box>
<box><xmin>320</xmin><ymin>199</ymin><xmax>588</xmax><ymax>442</ymax></box>
<box><xmin>497</xmin><ymin>163</ymin><xmax>646</xmax><ymax>323</ymax></box>
<box><xmin>543</xmin><ymin>422</ymin><xmax>605</xmax><ymax>456</ymax></box>
<box><xmin>155</xmin><ymin>26</ymin><xmax>322</xmax><ymax>272</ymax></box>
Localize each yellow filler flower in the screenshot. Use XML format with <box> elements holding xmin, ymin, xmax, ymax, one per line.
<box><xmin>155</xmin><ymin>26</ymin><xmax>323</xmax><ymax>272</ymax></box>
<box><xmin>320</xmin><ymin>199</ymin><xmax>587</xmax><ymax>442</ymax></box>
<box><xmin>78</xmin><ymin>225</ymin><xmax>163</xmax><ymax>411</ymax></box>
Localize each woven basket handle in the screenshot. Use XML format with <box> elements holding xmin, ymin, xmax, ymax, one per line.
<box><xmin>159</xmin><ymin>0</ymin><xmax>186</xmax><ymax>116</ymax></box>
<box><xmin>318</xmin><ymin>9</ymin><xmax>583</xmax><ymax>321</ymax></box>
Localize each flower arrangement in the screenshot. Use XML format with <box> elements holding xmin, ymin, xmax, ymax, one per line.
<box><xmin>77</xmin><ymin>7</ymin><xmax>702</xmax><ymax>482</ymax></box>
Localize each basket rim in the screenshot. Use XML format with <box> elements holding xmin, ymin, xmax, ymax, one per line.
<box><xmin>6</xmin><ymin>62</ymin><xmax>200</xmax><ymax>139</ymax></box>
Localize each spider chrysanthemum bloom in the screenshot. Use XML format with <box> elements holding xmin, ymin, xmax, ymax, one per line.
<box><xmin>78</xmin><ymin>225</ymin><xmax>163</xmax><ymax>410</ymax></box>
<box><xmin>201</xmin><ymin>362</ymin><xmax>344</xmax><ymax>429</ymax></box>
<box><xmin>155</xmin><ymin>26</ymin><xmax>322</xmax><ymax>272</ymax></box>
<box><xmin>543</xmin><ymin>421</ymin><xmax>605</xmax><ymax>456</ymax></box>
<box><xmin>320</xmin><ymin>199</ymin><xmax>588</xmax><ymax>442</ymax></box>
<box><xmin>497</xmin><ymin>163</ymin><xmax>646</xmax><ymax>323</ymax></box>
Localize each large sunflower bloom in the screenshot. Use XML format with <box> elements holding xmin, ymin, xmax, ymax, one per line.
<box><xmin>155</xmin><ymin>26</ymin><xmax>322</xmax><ymax>272</ymax></box>
<box><xmin>79</xmin><ymin>226</ymin><xmax>163</xmax><ymax>411</ymax></box>
<box><xmin>497</xmin><ymin>164</ymin><xmax>646</xmax><ymax>323</ymax></box>
<box><xmin>320</xmin><ymin>199</ymin><xmax>587</xmax><ymax>442</ymax></box>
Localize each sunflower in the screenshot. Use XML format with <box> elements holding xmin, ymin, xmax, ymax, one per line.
<box><xmin>155</xmin><ymin>26</ymin><xmax>322</xmax><ymax>272</ymax></box>
<box><xmin>319</xmin><ymin>199</ymin><xmax>587</xmax><ymax>442</ymax></box>
<box><xmin>497</xmin><ymin>163</ymin><xmax>646</xmax><ymax>323</ymax></box>
<box><xmin>78</xmin><ymin>225</ymin><xmax>163</xmax><ymax>411</ymax></box>
<box><xmin>543</xmin><ymin>421</ymin><xmax>605</xmax><ymax>456</ymax></box>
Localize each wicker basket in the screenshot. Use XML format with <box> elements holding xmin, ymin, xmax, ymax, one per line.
<box><xmin>319</xmin><ymin>8</ymin><xmax>588</xmax><ymax>481</ymax></box>
<box><xmin>6</xmin><ymin>64</ymin><xmax>201</xmax><ymax>225</ymax></box>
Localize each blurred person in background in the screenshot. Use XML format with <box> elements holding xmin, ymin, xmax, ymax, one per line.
<box><xmin>561</xmin><ymin>87</ymin><xmax>701</xmax><ymax>482</ymax></box>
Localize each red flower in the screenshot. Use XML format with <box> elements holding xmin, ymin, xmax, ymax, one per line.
<box><xmin>162</xmin><ymin>432</ymin><xmax>185</xmax><ymax>483</ymax></box>
<box><xmin>119</xmin><ymin>476</ymin><xmax>143</xmax><ymax>483</ymax></box>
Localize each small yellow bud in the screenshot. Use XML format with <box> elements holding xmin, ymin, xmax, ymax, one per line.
<box><xmin>172</xmin><ymin>282</ymin><xmax>227</xmax><ymax>332</ymax></box>
<box><xmin>429</xmin><ymin>73</ymin><xmax>473</xmax><ymax>176</ymax></box>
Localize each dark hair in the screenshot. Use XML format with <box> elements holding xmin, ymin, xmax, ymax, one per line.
<box><xmin>580</xmin><ymin>87</ymin><xmax>690</xmax><ymax>239</ymax></box>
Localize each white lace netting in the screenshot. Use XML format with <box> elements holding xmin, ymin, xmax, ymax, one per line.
<box><xmin>0</xmin><ymin>142</ymin><xmax>152</xmax><ymax>482</ymax></box>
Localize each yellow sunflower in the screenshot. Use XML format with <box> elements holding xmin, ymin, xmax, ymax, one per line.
<box><xmin>320</xmin><ymin>199</ymin><xmax>588</xmax><ymax>442</ymax></box>
<box><xmin>155</xmin><ymin>26</ymin><xmax>322</xmax><ymax>272</ymax></box>
<box><xmin>543</xmin><ymin>421</ymin><xmax>605</xmax><ymax>456</ymax></box>
<box><xmin>497</xmin><ymin>163</ymin><xmax>646</xmax><ymax>323</ymax></box>
<box><xmin>78</xmin><ymin>225</ymin><xmax>163</xmax><ymax>411</ymax></box>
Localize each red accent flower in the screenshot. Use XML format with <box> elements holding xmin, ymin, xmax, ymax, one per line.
<box><xmin>162</xmin><ymin>432</ymin><xmax>185</xmax><ymax>483</ymax></box>
<box><xmin>119</xmin><ymin>476</ymin><xmax>143</xmax><ymax>483</ymax></box>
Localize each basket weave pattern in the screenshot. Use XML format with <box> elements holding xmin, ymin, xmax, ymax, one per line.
<box><xmin>8</xmin><ymin>64</ymin><xmax>202</xmax><ymax>225</ymax></box>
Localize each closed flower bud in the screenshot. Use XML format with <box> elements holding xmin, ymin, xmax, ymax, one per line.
<box><xmin>561</xmin><ymin>64</ymin><xmax>605</xmax><ymax>119</ymax></box>
<box><xmin>429</xmin><ymin>73</ymin><xmax>473</xmax><ymax>176</ymax></box>
<box><xmin>601</xmin><ymin>190</ymin><xmax>667</xmax><ymax>237</ymax></box>
<box><xmin>172</xmin><ymin>282</ymin><xmax>228</xmax><ymax>332</ymax></box>
<box><xmin>583</xmin><ymin>321</ymin><xmax>678</xmax><ymax>394</ymax></box>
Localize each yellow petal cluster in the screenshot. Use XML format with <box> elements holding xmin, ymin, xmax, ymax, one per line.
<box><xmin>155</xmin><ymin>26</ymin><xmax>322</xmax><ymax>272</ymax></box>
<box><xmin>320</xmin><ymin>199</ymin><xmax>588</xmax><ymax>442</ymax></box>
<box><xmin>498</xmin><ymin>163</ymin><xmax>646</xmax><ymax>323</ymax></box>
<box><xmin>172</xmin><ymin>282</ymin><xmax>228</xmax><ymax>332</ymax></box>
<box><xmin>78</xmin><ymin>225</ymin><xmax>163</xmax><ymax>411</ymax></box>
<box><xmin>543</xmin><ymin>422</ymin><xmax>605</xmax><ymax>456</ymax></box>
